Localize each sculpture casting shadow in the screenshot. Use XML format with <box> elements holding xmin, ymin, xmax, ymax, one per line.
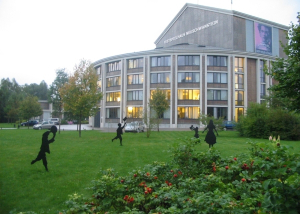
<box><xmin>31</xmin><ymin>125</ymin><xmax>57</xmax><ymax>171</ymax></box>
<box><xmin>203</xmin><ymin>120</ymin><xmax>218</xmax><ymax>148</ymax></box>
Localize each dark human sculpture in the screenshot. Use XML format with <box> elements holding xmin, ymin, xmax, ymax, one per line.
<box><xmin>189</xmin><ymin>125</ymin><xmax>199</xmax><ymax>139</ymax></box>
<box><xmin>203</xmin><ymin>120</ymin><xmax>218</xmax><ymax>148</ymax></box>
<box><xmin>112</xmin><ymin>122</ymin><xmax>126</xmax><ymax>146</ymax></box>
<box><xmin>31</xmin><ymin>126</ymin><xmax>57</xmax><ymax>171</ymax></box>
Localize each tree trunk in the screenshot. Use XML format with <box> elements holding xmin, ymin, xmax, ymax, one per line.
<box><xmin>79</xmin><ymin>114</ymin><xmax>82</xmax><ymax>137</ymax></box>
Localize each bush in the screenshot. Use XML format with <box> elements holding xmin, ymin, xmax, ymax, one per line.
<box><xmin>237</xmin><ymin>103</ymin><xmax>300</xmax><ymax>140</ymax></box>
<box><xmin>61</xmin><ymin>137</ymin><xmax>300</xmax><ymax>214</ymax></box>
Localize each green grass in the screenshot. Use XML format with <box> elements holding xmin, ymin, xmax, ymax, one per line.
<box><xmin>0</xmin><ymin>127</ymin><xmax>299</xmax><ymax>213</ymax></box>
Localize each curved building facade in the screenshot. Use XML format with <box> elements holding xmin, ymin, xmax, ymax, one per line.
<box><xmin>92</xmin><ymin>3</ymin><xmax>288</xmax><ymax>128</ymax></box>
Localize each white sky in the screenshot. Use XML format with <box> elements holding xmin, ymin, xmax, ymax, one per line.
<box><xmin>0</xmin><ymin>0</ymin><xmax>299</xmax><ymax>86</ymax></box>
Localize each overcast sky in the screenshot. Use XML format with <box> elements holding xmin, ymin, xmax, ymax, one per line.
<box><xmin>0</xmin><ymin>0</ymin><xmax>299</xmax><ymax>86</ymax></box>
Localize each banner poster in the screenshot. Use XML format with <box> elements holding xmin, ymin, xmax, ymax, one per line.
<box><xmin>255</xmin><ymin>22</ymin><xmax>272</xmax><ymax>55</ymax></box>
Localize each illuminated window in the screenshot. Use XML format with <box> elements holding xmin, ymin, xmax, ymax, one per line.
<box><xmin>128</xmin><ymin>58</ymin><xmax>143</xmax><ymax>69</ymax></box>
<box><xmin>150</xmin><ymin>73</ymin><xmax>170</xmax><ymax>83</ymax></box>
<box><xmin>178</xmin><ymin>55</ymin><xmax>200</xmax><ymax>66</ymax></box>
<box><xmin>235</xmin><ymin>74</ymin><xmax>244</xmax><ymax>89</ymax></box>
<box><xmin>177</xmin><ymin>89</ymin><xmax>200</xmax><ymax>100</ymax></box>
<box><xmin>97</xmin><ymin>80</ymin><xmax>102</xmax><ymax>89</ymax></box>
<box><xmin>151</xmin><ymin>56</ymin><xmax>171</xmax><ymax>67</ymax></box>
<box><xmin>235</xmin><ymin>57</ymin><xmax>244</xmax><ymax>72</ymax></box>
<box><xmin>127</xmin><ymin>107</ymin><xmax>143</xmax><ymax>118</ymax></box>
<box><xmin>207</xmin><ymin>72</ymin><xmax>227</xmax><ymax>83</ymax></box>
<box><xmin>235</xmin><ymin>107</ymin><xmax>244</xmax><ymax>122</ymax></box>
<box><xmin>207</xmin><ymin>56</ymin><xmax>227</xmax><ymax>66</ymax></box>
<box><xmin>150</xmin><ymin>89</ymin><xmax>171</xmax><ymax>100</ymax></box>
<box><xmin>127</xmin><ymin>74</ymin><xmax>143</xmax><ymax>84</ymax></box>
<box><xmin>235</xmin><ymin>91</ymin><xmax>244</xmax><ymax>106</ymax></box>
<box><xmin>177</xmin><ymin>107</ymin><xmax>200</xmax><ymax>119</ymax></box>
<box><xmin>207</xmin><ymin>90</ymin><xmax>228</xmax><ymax>100</ymax></box>
<box><xmin>107</xmin><ymin>61</ymin><xmax>121</xmax><ymax>72</ymax></box>
<box><xmin>106</xmin><ymin>76</ymin><xmax>121</xmax><ymax>87</ymax></box>
<box><xmin>178</xmin><ymin>72</ymin><xmax>200</xmax><ymax>83</ymax></box>
<box><xmin>127</xmin><ymin>90</ymin><xmax>143</xmax><ymax>101</ymax></box>
<box><xmin>106</xmin><ymin>92</ymin><xmax>121</xmax><ymax>102</ymax></box>
<box><xmin>106</xmin><ymin>108</ymin><xmax>120</xmax><ymax>118</ymax></box>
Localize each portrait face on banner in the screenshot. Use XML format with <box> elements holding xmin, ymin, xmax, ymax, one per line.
<box><xmin>255</xmin><ymin>22</ymin><xmax>272</xmax><ymax>55</ymax></box>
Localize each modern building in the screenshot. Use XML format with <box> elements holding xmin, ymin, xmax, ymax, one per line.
<box><xmin>91</xmin><ymin>3</ymin><xmax>288</xmax><ymax>128</ymax></box>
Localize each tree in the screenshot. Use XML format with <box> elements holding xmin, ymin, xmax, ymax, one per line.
<box><xmin>60</xmin><ymin>59</ymin><xmax>103</xmax><ymax>137</ymax></box>
<box><xmin>48</xmin><ymin>69</ymin><xmax>69</xmax><ymax>134</ymax></box>
<box><xmin>19</xmin><ymin>95</ymin><xmax>43</xmax><ymax>128</ymax></box>
<box><xmin>149</xmin><ymin>88</ymin><xmax>169</xmax><ymax>132</ymax></box>
<box><xmin>0</xmin><ymin>78</ymin><xmax>24</xmax><ymax>123</ymax></box>
<box><xmin>143</xmin><ymin>102</ymin><xmax>157</xmax><ymax>138</ymax></box>
<box><xmin>23</xmin><ymin>81</ymin><xmax>48</xmax><ymax>100</ymax></box>
<box><xmin>265</xmin><ymin>13</ymin><xmax>300</xmax><ymax>112</ymax></box>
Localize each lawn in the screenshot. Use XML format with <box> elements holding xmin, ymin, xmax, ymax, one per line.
<box><xmin>0</xmin><ymin>126</ymin><xmax>299</xmax><ymax>213</ymax></box>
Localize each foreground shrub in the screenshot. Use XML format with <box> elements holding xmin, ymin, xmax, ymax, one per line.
<box><xmin>61</xmin><ymin>137</ymin><xmax>300</xmax><ymax>214</ymax></box>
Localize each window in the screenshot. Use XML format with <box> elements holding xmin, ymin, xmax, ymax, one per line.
<box><xmin>207</xmin><ymin>90</ymin><xmax>228</xmax><ymax>100</ymax></box>
<box><xmin>207</xmin><ymin>72</ymin><xmax>227</xmax><ymax>83</ymax></box>
<box><xmin>235</xmin><ymin>91</ymin><xmax>244</xmax><ymax>106</ymax></box>
<box><xmin>151</xmin><ymin>56</ymin><xmax>171</xmax><ymax>67</ymax></box>
<box><xmin>235</xmin><ymin>57</ymin><xmax>244</xmax><ymax>72</ymax></box>
<box><xmin>127</xmin><ymin>90</ymin><xmax>143</xmax><ymax>101</ymax></box>
<box><xmin>127</xmin><ymin>74</ymin><xmax>143</xmax><ymax>85</ymax></box>
<box><xmin>235</xmin><ymin>74</ymin><xmax>244</xmax><ymax>89</ymax></box>
<box><xmin>260</xmin><ymin>84</ymin><xmax>266</xmax><ymax>98</ymax></box>
<box><xmin>207</xmin><ymin>56</ymin><xmax>227</xmax><ymax>66</ymax></box>
<box><xmin>150</xmin><ymin>73</ymin><xmax>170</xmax><ymax>83</ymax></box>
<box><xmin>97</xmin><ymin>80</ymin><xmax>102</xmax><ymax>89</ymax></box>
<box><xmin>106</xmin><ymin>108</ymin><xmax>120</xmax><ymax>118</ymax></box>
<box><xmin>106</xmin><ymin>92</ymin><xmax>121</xmax><ymax>102</ymax></box>
<box><xmin>128</xmin><ymin>58</ymin><xmax>143</xmax><ymax>69</ymax></box>
<box><xmin>178</xmin><ymin>89</ymin><xmax>200</xmax><ymax>100</ymax></box>
<box><xmin>207</xmin><ymin>107</ymin><xmax>228</xmax><ymax>119</ymax></box>
<box><xmin>108</xmin><ymin>61</ymin><xmax>121</xmax><ymax>72</ymax></box>
<box><xmin>260</xmin><ymin>60</ymin><xmax>266</xmax><ymax>83</ymax></box>
<box><xmin>106</xmin><ymin>76</ymin><xmax>121</xmax><ymax>87</ymax></box>
<box><xmin>178</xmin><ymin>55</ymin><xmax>200</xmax><ymax>66</ymax></box>
<box><xmin>177</xmin><ymin>107</ymin><xmax>200</xmax><ymax>119</ymax></box>
<box><xmin>150</xmin><ymin>107</ymin><xmax>170</xmax><ymax>119</ymax></box>
<box><xmin>178</xmin><ymin>72</ymin><xmax>200</xmax><ymax>83</ymax></box>
<box><xmin>235</xmin><ymin>107</ymin><xmax>244</xmax><ymax>122</ymax></box>
<box><xmin>150</xmin><ymin>89</ymin><xmax>171</xmax><ymax>100</ymax></box>
<box><xmin>127</xmin><ymin>107</ymin><xmax>143</xmax><ymax>118</ymax></box>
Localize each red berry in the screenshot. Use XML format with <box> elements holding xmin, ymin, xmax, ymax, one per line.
<box><xmin>174</xmin><ymin>174</ymin><xmax>178</xmax><ymax>178</ymax></box>
<box><xmin>234</xmin><ymin>157</ymin><xmax>237</xmax><ymax>161</ymax></box>
<box><xmin>241</xmin><ymin>178</ymin><xmax>246</xmax><ymax>182</ymax></box>
<box><xmin>154</xmin><ymin>176</ymin><xmax>158</xmax><ymax>179</ymax></box>
<box><xmin>170</xmin><ymin>170</ymin><xmax>174</xmax><ymax>173</ymax></box>
<box><xmin>144</xmin><ymin>191</ymin><xmax>148</xmax><ymax>194</ymax></box>
<box><xmin>134</xmin><ymin>174</ymin><xmax>137</xmax><ymax>177</ymax></box>
<box><xmin>121</xmin><ymin>180</ymin><xmax>124</xmax><ymax>183</ymax></box>
<box><xmin>225</xmin><ymin>166</ymin><xmax>229</xmax><ymax>170</ymax></box>
<box><xmin>168</xmin><ymin>182</ymin><xmax>172</xmax><ymax>186</ymax></box>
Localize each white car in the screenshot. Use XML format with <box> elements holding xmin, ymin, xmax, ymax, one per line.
<box><xmin>33</xmin><ymin>121</ymin><xmax>56</xmax><ymax>130</ymax></box>
<box><xmin>124</xmin><ymin>121</ymin><xmax>145</xmax><ymax>133</ymax></box>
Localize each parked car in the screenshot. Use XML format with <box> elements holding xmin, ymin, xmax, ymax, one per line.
<box><xmin>49</xmin><ymin>118</ymin><xmax>60</xmax><ymax>125</ymax></box>
<box><xmin>222</xmin><ymin>120</ymin><xmax>236</xmax><ymax>129</ymax></box>
<box><xmin>124</xmin><ymin>121</ymin><xmax>145</xmax><ymax>133</ymax></box>
<box><xmin>33</xmin><ymin>121</ymin><xmax>56</xmax><ymax>130</ymax></box>
<box><xmin>21</xmin><ymin>120</ymin><xmax>39</xmax><ymax>126</ymax></box>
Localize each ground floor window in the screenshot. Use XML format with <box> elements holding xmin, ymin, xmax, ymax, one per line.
<box><xmin>177</xmin><ymin>107</ymin><xmax>200</xmax><ymax>119</ymax></box>
<box><xmin>106</xmin><ymin>108</ymin><xmax>120</xmax><ymax>119</ymax></box>
<box><xmin>207</xmin><ymin>107</ymin><xmax>228</xmax><ymax>120</ymax></box>
<box><xmin>235</xmin><ymin>107</ymin><xmax>244</xmax><ymax>122</ymax></box>
<box><xmin>127</xmin><ymin>107</ymin><xmax>143</xmax><ymax>118</ymax></box>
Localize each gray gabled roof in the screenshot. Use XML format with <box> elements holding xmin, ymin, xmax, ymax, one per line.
<box><xmin>154</xmin><ymin>3</ymin><xmax>289</xmax><ymax>46</ymax></box>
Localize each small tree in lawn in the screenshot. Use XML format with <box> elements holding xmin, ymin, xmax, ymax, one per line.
<box><xmin>19</xmin><ymin>95</ymin><xmax>43</xmax><ymax>129</ymax></box>
<box><xmin>149</xmin><ymin>88</ymin><xmax>169</xmax><ymax>132</ymax></box>
<box><xmin>143</xmin><ymin>102</ymin><xmax>156</xmax><ymax>138</ymax></box>
<box><xmin>48</xmin><ymin>68</ymin><xmax>69</xmax><ymax>134</ymax></box>
<box><xmin>60</xmin><ymin>59</ymin><xmax>103</xmax><ymax>137</ymax></box>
